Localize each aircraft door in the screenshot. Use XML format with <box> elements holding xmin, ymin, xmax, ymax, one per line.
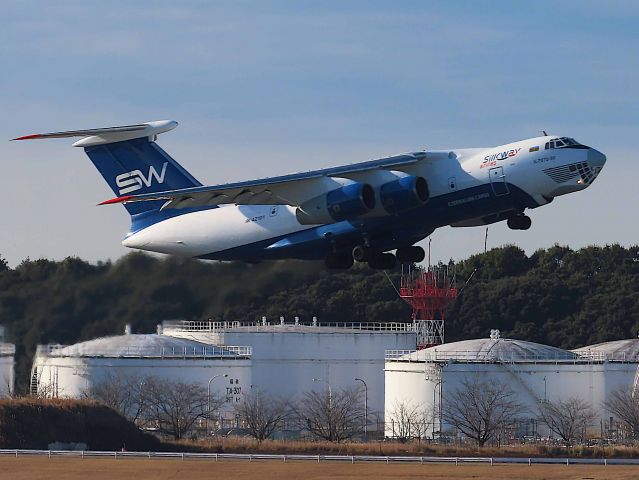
<box><xmin>489</xmin><ymin>166</ymin><xmax>510</xmax><ymax>196</ymax></box>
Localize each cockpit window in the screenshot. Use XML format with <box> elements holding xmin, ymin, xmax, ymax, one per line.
<box><xmin>544</xmin><ymin>137</ymin><xmax>586</xmax><ymax>150</ymax></box>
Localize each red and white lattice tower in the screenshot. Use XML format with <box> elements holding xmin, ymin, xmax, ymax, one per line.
<box><xmin>399</xmin><ymin>265</ymin><xmax>458</xmax><ymax>349</ymax></box>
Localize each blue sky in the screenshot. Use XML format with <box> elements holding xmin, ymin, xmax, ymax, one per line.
<box><xmin>1</xmin><ymin>1</ymin><xmax>637</xmax><ymax>266</ymax></box>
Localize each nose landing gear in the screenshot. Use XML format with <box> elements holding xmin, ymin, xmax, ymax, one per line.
<box><xmin>507</xmin><ymin>214</ymin><xmax>532</xmax><ymax>230</ymax></box>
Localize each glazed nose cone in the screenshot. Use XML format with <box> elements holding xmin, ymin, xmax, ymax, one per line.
<box><xmin>587</xmin><ymin>148</ymin><xmax>606</xmax><ymax>169</ymax></box>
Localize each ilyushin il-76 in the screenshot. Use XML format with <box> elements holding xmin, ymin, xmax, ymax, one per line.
<box><xmin>14</xmin><ymin>120</ymin><xmax>606</xmax><ymax>269</ymax></box>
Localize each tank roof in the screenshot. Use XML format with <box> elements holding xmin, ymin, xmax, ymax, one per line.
<box><xmin>388</xmin><ymin>337</ymin><xmax>578</xmax><ymax>362</ymax></box>
<box><xmin>36</xmin><ymin>334</ymin><xmax>251</xmax><ymax>359</ymax></box>
<box><xmin>573</xmin><ymin>339</ymin><xmax>639</xmax><ymax>361</ymax></box>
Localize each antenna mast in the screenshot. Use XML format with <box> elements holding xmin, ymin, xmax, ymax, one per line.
<box><xmin>400</xmin><ymin>262</ymin><xmax>458</xmax><ymax>349</ymax></box>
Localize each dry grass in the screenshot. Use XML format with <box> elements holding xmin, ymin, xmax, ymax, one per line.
<box><xmin>1</xmin><ymin>457</ymin><xmax>637</xmax><ymax>480</ymax></box>
<box><xmin>170</xmin><ymin>436</ymin><xmax>639</xmax><ymax>459</ymax></box>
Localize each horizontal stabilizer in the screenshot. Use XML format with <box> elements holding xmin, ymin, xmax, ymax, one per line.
<box><xmin>12</xmin><ymin>120</ymin><xmax>177</xmax><ymax>147</ymax></box>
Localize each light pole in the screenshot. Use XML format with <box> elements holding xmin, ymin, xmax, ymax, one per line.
<box><xmin>207</xmin><ymin>373</ymin><xmax>229</xmax><ymax>434</ymax></box>
<box><xmin>312</xmin><ymin>378</ymin><xmax>332</xmax><ymax>408</ymax></box>
<box><xmin>432</xmin><ymin>379</ymin><xmax>442</xmax><ymax>440</ymax></box>
<box><xmin>354</xmin><ymin>378</ymin><xmax>368</xmax><ymax>435</ymax></box>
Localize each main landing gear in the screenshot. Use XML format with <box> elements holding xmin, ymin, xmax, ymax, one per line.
<box><xmin>395</xmin><ymin>246</ymin><xmax>426</xmax><ymax>263</ymax></box>
<box><xmin>507</xmin><ymin>214</ymin><xmax>532</xmax><ymax>231</ymax></box>
<box><xmin>350</xmin><ymin>245</ymin><xmax>398</xmax><ymax>269</ymax></box>
<box><xmin>325</xmin><ymin>245</ymin><xmax>426</xmax><ymax>270</ymax></box>
<box><xmin>324</xmin><ymin>253</ymin><xmax>354</xmax><ymax>270</ymax></box>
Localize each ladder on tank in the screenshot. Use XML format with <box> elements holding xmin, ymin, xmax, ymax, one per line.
<box><xmin>632</xmin><ymin>364</ymin><xmax>639</xmax><ymax>399</ymax></box>
<box><xmin>29</xmin><ymin>367</ymin><xmax>38</xmax><ymax>396</ymax></box>
<box><xmin>497</xmin><ymin>362</ymin><xmax>545</xmax><ymax>406</ymax></box>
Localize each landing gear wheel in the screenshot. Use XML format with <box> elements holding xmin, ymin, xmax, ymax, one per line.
<box><xmin>507</xmin><ymin>215</ymin><xmax>532</xmax><ymax>231</ymax></box>
<box><xmin>324</xmin><ymin>253</ymin><xmax>354</xmax><ymax>269</ymax></box>
<box><xmin>368</xmin><ymin>253</ymin><xmax>397</xmax><ymax>270</ymax></box>
<box><xmin>396</xmin><ymin>246</ymin><xmax>426</xmax><ymax>263</ymax></box>
<box><xmin>352</xmin><ymin>245</ymin><xmax>371</xmax><ymax>262</ymax></box>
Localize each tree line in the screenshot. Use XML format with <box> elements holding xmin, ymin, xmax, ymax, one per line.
<box><xmin>1</xmin><ymin>243</ymin><xmax>638</xmax><ymax>393</ymax></box>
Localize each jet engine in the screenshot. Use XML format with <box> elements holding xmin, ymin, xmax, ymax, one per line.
<box><xmin>379</xmin><ymin>175</ymin><xmax>429</xmax><ymax>214</ymax></box>
<box><xmin>296</xmin><ymin>182</ymin><xmax>376</xmax><ymax>225</ymax></box>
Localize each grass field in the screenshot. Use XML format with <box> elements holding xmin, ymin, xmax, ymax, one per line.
<box><xmin>1</xmin><ymin>457</ymin><xmax>638</xmax><ymax>480</ymax></box>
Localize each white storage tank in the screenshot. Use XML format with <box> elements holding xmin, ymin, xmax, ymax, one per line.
<box><xmin>572</xmin><ymin>338</ymin><xmax>639</xmax><ymax>399</ymax></box>
<box><xmin>0</xmin><ymin>325</ymin><xmax>15</xmax><ymax>397</ymax></box>
<box><xmin>164</xmin><ymin>318</ymin><xmax>417</xmax><ymax>424</ymax></box>
<box><xmin>385</xmin><ymin>331</ymin><xmax>613</xmax><ymax>439</ymax></box>
<box><xmin>30</xmin><ymin>328</ymin><xmax>252</xmax><ymax>417</ymax></box>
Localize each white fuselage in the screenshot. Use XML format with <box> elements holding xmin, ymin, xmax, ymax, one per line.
<box><xmin>122</xmin><ymin>136</ymin><xmax>605</xmax><ymax>260</ymax></box>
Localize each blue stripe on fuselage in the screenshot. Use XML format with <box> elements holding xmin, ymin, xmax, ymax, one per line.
<box><xmin>195</xmin><ymin>182</ymin><xmax>539</xmax><ymax>261</ymax></box>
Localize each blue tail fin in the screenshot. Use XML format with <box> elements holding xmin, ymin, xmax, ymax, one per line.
<box><xmin>83</xmin><ymin>137</ymin><xmax>201</xmax><ymax>216</ymax></box>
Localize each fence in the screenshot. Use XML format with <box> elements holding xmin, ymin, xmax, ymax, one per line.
<box><xmin>1</xmin><ymin>449</ymin><xmax>638</xmax><ymax>465</ymax></box>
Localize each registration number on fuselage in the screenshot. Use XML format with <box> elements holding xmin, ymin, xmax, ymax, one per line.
<box><xmin>533</xmin><ymin>155</ymin><xmax>556</xmax><ymax>164</ymax></box>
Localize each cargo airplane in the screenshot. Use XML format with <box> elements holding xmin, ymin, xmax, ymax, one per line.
<box><xmin>13</xmin><ymin>120</ymin><xmax>606</xmax><ymax>269</ymax></box>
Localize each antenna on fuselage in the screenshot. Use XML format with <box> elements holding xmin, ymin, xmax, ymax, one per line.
<box><xmin>541</xmin><ymin>130</ymin><xmax>548</xmax><ymax>136</ymax></box>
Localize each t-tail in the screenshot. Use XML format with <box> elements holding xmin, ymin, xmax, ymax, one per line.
<box><xmin>12</xmin><ymin>120</ymin><xmax>201</xmax><ymax>221</ymax></box>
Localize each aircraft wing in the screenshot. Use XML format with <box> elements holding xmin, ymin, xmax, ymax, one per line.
<box><xmin>100</xmin><ymin>152</ymin><xmax>428</xmax><ymax>209</ymax></box>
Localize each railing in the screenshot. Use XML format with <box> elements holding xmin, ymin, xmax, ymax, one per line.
<box><xmin>574</xmin><ymin>350</ymin><xmax>639</xmax><ymax>363</ymax></box>
<box><xmin>386</xmin><ymin>349</ymin><xmax>582</xmax><ymax>363</ymax></box>
<box><xmin>0</xmin><ymin>344</ymin><xmax>15</xmax><ymax>356</ymax></box>
<box><xmin>163</xmin><ymin>320</ymin><xmax>418</xmax><ymax>333</ymax></box>
<box><xmin>386</xmin><ymin>348</ymin><xmax>639</xmax><ymax>363</ymax></box>
<box><xmin>35</xmin><ymin>344</ymin><xmax>252</xmax><ymax>359</ymax></box>
<box><xmin>385</xmin><ymin>350</ymin><xmax>416</xmax><ymax>359</ymax></box>
<box><xmin>0</xmin><ymin>449</ymin><xmax>637</xmax><ymax>465</ymax></box>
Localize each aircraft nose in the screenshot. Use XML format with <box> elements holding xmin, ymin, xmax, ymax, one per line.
<box><xmin>588</xmin><ymin>148</ymin><xmax>606</xmax><ymax>168</ymax></box>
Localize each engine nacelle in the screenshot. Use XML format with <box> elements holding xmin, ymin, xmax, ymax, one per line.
<box><xmin>379</xmin><ymin>175</ymin><xmax>429</xmax><ymax>214</ymax></box>
<box><xmin>296</xmin><ymin>182</ymin><xmax>376</xmax><ymax>225</ymax></box>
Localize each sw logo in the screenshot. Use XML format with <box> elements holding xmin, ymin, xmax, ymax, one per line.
<box><xmin>115</xmin><ymin>162</ymin><xmax>168</xmax><ymax>195</ymax></box>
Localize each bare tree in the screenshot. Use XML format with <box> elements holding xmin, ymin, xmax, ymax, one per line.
<box><xmin>604</xmin><ymin>389</ymin><xmax>639</xmax><ymax>439</ymax></box>
<box><xmin>538</xmin><ymin>397</ymin><xmax>596</xmax><ymax>445</ymax></box>
<box><xmin>442</xmin><ymin>377</ymin><xmax>523</xmax><ymax>447</ymax></box>
<box><xmin>295</xmin><ymin>386</ymin><xmax>364</xmax><ymax>442</ymax></box>
<box><xmin>142</xmin><ymin>376</ymin><xmax>221</xmax><ymax>440</ymax></box>
<box><xmin>84</xmin><ymin>371</ymin><xmax>147</xmax><ymax>423</ymax></box>
<box><xmin>235</xmin><ymin>389</ymin><xmax>290</xmax><ymax>442</ymax></box>
<box><xmin>387</xmin><ymin>400</ymin><xmax>431</xmax><ymax>442</ymax></box>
